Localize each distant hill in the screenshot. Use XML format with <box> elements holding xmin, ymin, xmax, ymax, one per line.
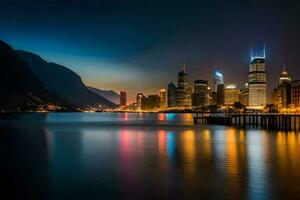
<box><xmin>87</xmin><ymin>86</ymin><xmax>120</xmax><ymax>105</ymax></box>
<box><xmin>0</xmin><ymin>40</ymin><xmax>68</xmax><ymax>112</ymax></box>
<box><xmin>18</xmin><ymin>50</ymin><xmax>116</xmax><ymax>108</ymax></box>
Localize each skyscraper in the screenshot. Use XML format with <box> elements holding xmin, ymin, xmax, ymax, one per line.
<box><xmin>159</xmin><ymin>89</ymin><xmax>167</xmax><ymax>109</ymax></box>
<box><xmin>292</xmin><ymin>80</ymin><xmax>300</xmax><ymax>108</ymax></box>
<box><xmin>192</xmin><ymin>80</ymin><xmax>209</xmax><ymax>106</ymax></box>
<box><xmin>214</xmin><ymin>69</ymin><xmax>224</xmax><ymax>92</ymax></box>
<box><xmin>141</xmin><ymin>95</ymin><xmax>160</xmax><ymax>110</ymax></box>
<box><xmin>217</xmin><ymin>84</ymin><xmax>225</xmax><ymax>105</ymax></box>
<box><xmin>248</xmin><ymin>46</ymin><xmax>267</xmax><ymax>109</ymax></box>
<box><xmin>120</xmin><ymin>90</ymin><xmax>127</xmax><ymax>107</ymax></box>
<box><xmin>239</xmin><ymin>83</ymin><xmax>249</xmax><ymax>106</ymax></box>
<box><xmin>211</xmin><ymin>92</ymin><xmax>217</xmax><ymax>105</ymax></box>
<box><xmin>224</xmin><ymin>84</ymin><xmax>239</xmax><ymax>105</ymax></box>
<box><xmin>273</xmin><ymin>67</ymin><xmax>292</xmax><ymax>110</ymax></box>
<box><xmin>167</xmin><ymin>82</ymin><xmax>177</xmax><ymax>107</ymax></box>
<box><xmin>214</xmin><ymin>69</ymin><xmax>225</xmax><ymax>105</ymax></box>
<box><xmin>136</xmin><ymin>93</ymin><xmax>144</xmax><ymax>111</ymax></box>
<box><xmin>175</xmin><ymin>64</ymin><xmax>192</xmax><ymax>107</ymax></box>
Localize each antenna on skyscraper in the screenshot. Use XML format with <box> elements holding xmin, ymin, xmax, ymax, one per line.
<box><xmin>183</xmin><ymin>61</ymin><xmax>186</xmax><ymax>72</ymax></box>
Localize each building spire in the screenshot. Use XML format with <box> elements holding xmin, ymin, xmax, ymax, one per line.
<box><xmin>183</xmin><ymin>61</ymin><xmax>186</xmax><ymax>72</ymax></box>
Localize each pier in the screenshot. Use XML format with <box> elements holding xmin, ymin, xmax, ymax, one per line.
<box><xmin>194</xmin><ymin>113</ymin><xmax>300</xmax><ymax>132</ymax></box>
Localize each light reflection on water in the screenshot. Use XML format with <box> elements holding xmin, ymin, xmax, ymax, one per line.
<box><xmin>1</xmin><ymin>112</ymin><xmax>300</xmax><ymax>199</ymax></box>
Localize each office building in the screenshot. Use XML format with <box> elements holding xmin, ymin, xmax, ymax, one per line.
<box><xmin>272</xmin><ymin>88</ymin><xmax>279</xmax><ymax>106</ymax></box>
<box><xmin>238</xmin><ymin>83</ymin><xmax>249</xmax><ymax>106</ymax></box>
<box><xmin>292</xmin><ymin>80</ymin><xmax>300</xmax><ymax>108</ymax></box>
<box><xmin>224</xmin><ymin>84</ymin><xmax>239</xmax><ymax>105</ymax></box>
<box><xmin>175</xmin><ymin>65</ymin><xmax>192</xmax><ymax>107</ymax></box>
<box><xmin>248</xmin><ymin>46</ymin><xmax>267</xmax><ymax>109</ymax></box>
<box><xmin>211</xmin><ymin>92</ymin><xmax>217</xmax><ymax>105</ymax></box>
<box><xmin>159</xmin><ymin>89</ymin><xmax>167</xmax><ymax>109</ymax></box>
<box><xmin>141</xmin><ymin>95</ymin><xmax>160</xmax><ymax>110</ymax></box>
<box><xmin>213</xmin><ymin>69</ymin><xmax>225</xmax><ymax>105</ymax></box>
<box><xmin>273</xmin><ymin>68</ymin><xmax>292</xmax><ymax>110</ymax></box>
<box><xmin>217</xmin><ymin>84</ymin><xmax>225</xmax><ymax>105</ymax></box>
<box><xmin>214</xmin><ymin>69</ymin><xmax>224</xmax><ymax>92</ymax></box>
<box><xmin>120</xmin><ymin>90</ymin><xmax>127</xmax><ymax>107</ymax></box>
<box><xmin>239</xmin><ymin>90</ymin><xmax>249</xmax><ymax>107</ymax></box>
<box><xmin>167</xmin><ymin>82</ymin><xmax>177</xmax><ymax>107</ymax></box>
<box><xmin>192</xmin><ymin>80</ymin><xmax>209</xmax><ymax>106</ymax></box>
<box><xmin>136</xmin><ymin>93</ymin><xmax>144</xmax><ymax>111</ymax></box>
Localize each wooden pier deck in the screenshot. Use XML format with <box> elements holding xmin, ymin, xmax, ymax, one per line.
<box><xmin>194</xmin><ymin>113</ymin><xmax>300</xmax><ymax>132</ymax></box>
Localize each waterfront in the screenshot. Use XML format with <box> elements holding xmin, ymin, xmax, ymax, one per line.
<box><xmin>1</xmin><ymin>113</ymin><xmax>300</xmax><ymax>199</ymax></box>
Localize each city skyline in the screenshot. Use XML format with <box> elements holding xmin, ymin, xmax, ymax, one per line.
<box><xmin>2</xmin><ymin>1</ymin><xmax>300</xmax><ymax>199</ymax></box>
<box><xmin>121</xmin><ymin>49</ymin><xmax>300</xmax><ymax>112</ymax></box>
<box><xmin>1</xmin><ymin>0</ymin><xmax>300</xmax><ymax>102</ymax></box>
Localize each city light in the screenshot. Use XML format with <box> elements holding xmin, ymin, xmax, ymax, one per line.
<box><xmin>225</xmin><ymin>84</ymin><xmax>237</xmax><ymax>89</ymax></box>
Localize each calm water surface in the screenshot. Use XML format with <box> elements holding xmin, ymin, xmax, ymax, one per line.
<box><xmin>1</xmin><ymin>113</ymin><xmax>300</xmax><ymax>199</ymax></box>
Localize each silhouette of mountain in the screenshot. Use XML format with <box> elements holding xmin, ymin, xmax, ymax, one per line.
<box><xmin>0</xmin><ymin>40</ymin><xmax>68</xmax><ymax>112</ymax></box>
<box><xmin>87</xmin><ymin>86</ymin><xmax>120</xmax><ymax>105</ymax></box>
<box><xmin>18</xmin><ymin>51</ymin><xmax>116</xmax><ymax>108</ymax></box>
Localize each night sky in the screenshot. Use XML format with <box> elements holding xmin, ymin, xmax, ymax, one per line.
<box><xmin>1</xmin><ymin>0</ymin><xmax>300</xmax><ymax>102</ymax></box>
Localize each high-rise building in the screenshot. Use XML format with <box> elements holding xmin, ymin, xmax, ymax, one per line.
<box><xmin>175</xmin><ymin>65</ymin><xmax>192</xmax><ymax>107</ymax></box>
<box><xmin>192</xmin><ymin>80</ymin><xmax>209</xmax><ymax>106</ymax></box>
<box><xmin>148</xmin><ymin>95</ymin><xmax>160</xmax><ymax>110</ymax></box>
<box><xmin>167</xmin><ymin>82</ymin><xmax>177</xmax><ymax>107</ymax></box>
<box><xmin>292</xmin><ymin>80</ymin><xmax>300</xmax><ymax>108</ymax></box>
<box><xmin>248</xmin><ymin>46</ymin><xmax>267</xmax><ymax>109</ymax></box>
<box><xmin>217</xmin><ymin>84</ymin><xmax>225</xmax><ymax>105</ymax></box>
<box><xmin>120</xmin><ymin>90</ymin><xmax>127</xmax><ymax>107</ymax></box>
<box><xmin>136</xmin><ymin>93</ymin><xmax>144</xmax><ymax>111</ymax></box>
<box><xmin>159</xmin><ymin>89</ymin><xmax>167</xmax><ymax>109</ymax></box>
<box><xmin>207</xmin><ymin>86</ymin><xmax>212</xmax><ymax>105</ymax></box>
<box><xmin>224</xmin><ymin>84</ymin><xmax>239</xmax><ymax>105</ymax></box>
<box><xmin>272</xmin><ymin>88</ymin><xmax>279</xmax><ymax>106</ymax></box>
<box><xmin>214</xmin><ymin>69</ymin><xmax>224</xmax><ymax>92</ymax></box>
<box><xmin>213</xmin><ymin>69</ymin><xmax>225</xmax><ymax>105</ymax></box>
<box><xmin>273</xmin><ymin>68</ymin><xmax>292</xmax><ymax>110</ymax></box>
<box><xmin>141</xmin><ymin>95</ymin><xmax>160</xmax><ymax>110</ymax></box>
<box><xmin>211</xmin><ymin>92</ymin><xmax>217</xmax><ymax>105</ymax></box>
<box><xmin>239</xmin><ymin>83</ymin><xmax>249</xmax><ymax>106</ymax></box>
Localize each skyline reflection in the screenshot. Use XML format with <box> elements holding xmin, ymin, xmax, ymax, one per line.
<box><xmin>2</xmin><ymin>113</ymin><xmax>300</xmax><ymax>199</ymax></box>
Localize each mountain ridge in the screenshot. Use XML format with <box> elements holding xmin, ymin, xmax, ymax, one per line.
<box><xmin>18</xmin><ymin>50</ymin><xmax>116</xmax><ymax>109</ymax></box>
<box><xmin>87</xmin><ymin>86</ymin><xmax>120</xmax><ymax>105</ymax></box>
<box><xmin>0</xmin><ymin>40</ymin><xmax>70</xmax><ymax>111</ymax></box>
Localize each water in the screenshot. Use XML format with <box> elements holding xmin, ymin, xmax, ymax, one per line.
<box><xmin>1</xmin><ymin>113</ymin><xmax>300</xmax><ymax>199</ymax></box>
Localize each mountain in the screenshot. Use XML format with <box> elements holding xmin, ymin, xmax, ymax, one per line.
<box><xmin>87</xmin><ymin>86</ymin><xmax>120</xmax><ymax>105</ymax></box>
<box><xmin>0</xmin><ymin>40</ymin><xmax>68</xmax><ymax>112</ymax></box>
<box><xmin>18</xmin><ymin>51</ymin><xmax>116</xmax><ymax>108</ymax></box>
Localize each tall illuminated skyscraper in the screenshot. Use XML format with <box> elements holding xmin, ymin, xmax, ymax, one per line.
<box><xmin>224</xmin><ymin>84</ymin><xmax>239</xmax><ymax>105</ymax></box>
<box><xmin>159</xmin><ymin>89</ymin><xmax>167</xmax><ymax>109</ymax></box>
<box><xmin>175</xmin><ymin>63</ymin><xmax>192</xmax><ymax>107</ymax></box>
<box><xmin>214</xmin><ymin>69</ymin><xmax>224</xmax><ymax>105</ymax></box>
<box><xmin>214</xmin><ymin>69</ymin><xmax>224</xmax><ymax>92</ymax></box>
<box><xmin>136</xmin><ymin>93</ymin><xmax>144</xmax><ymax>111</ymax></box>
<box><xmin>248</xmin><ymin>45</ymin><xmax>267</xmax><ymax>109</ymax></box>
<box><xmin>272</xmin><ymin>67</ymin><xmax>292</xmax><ymax>110</ymax></box>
